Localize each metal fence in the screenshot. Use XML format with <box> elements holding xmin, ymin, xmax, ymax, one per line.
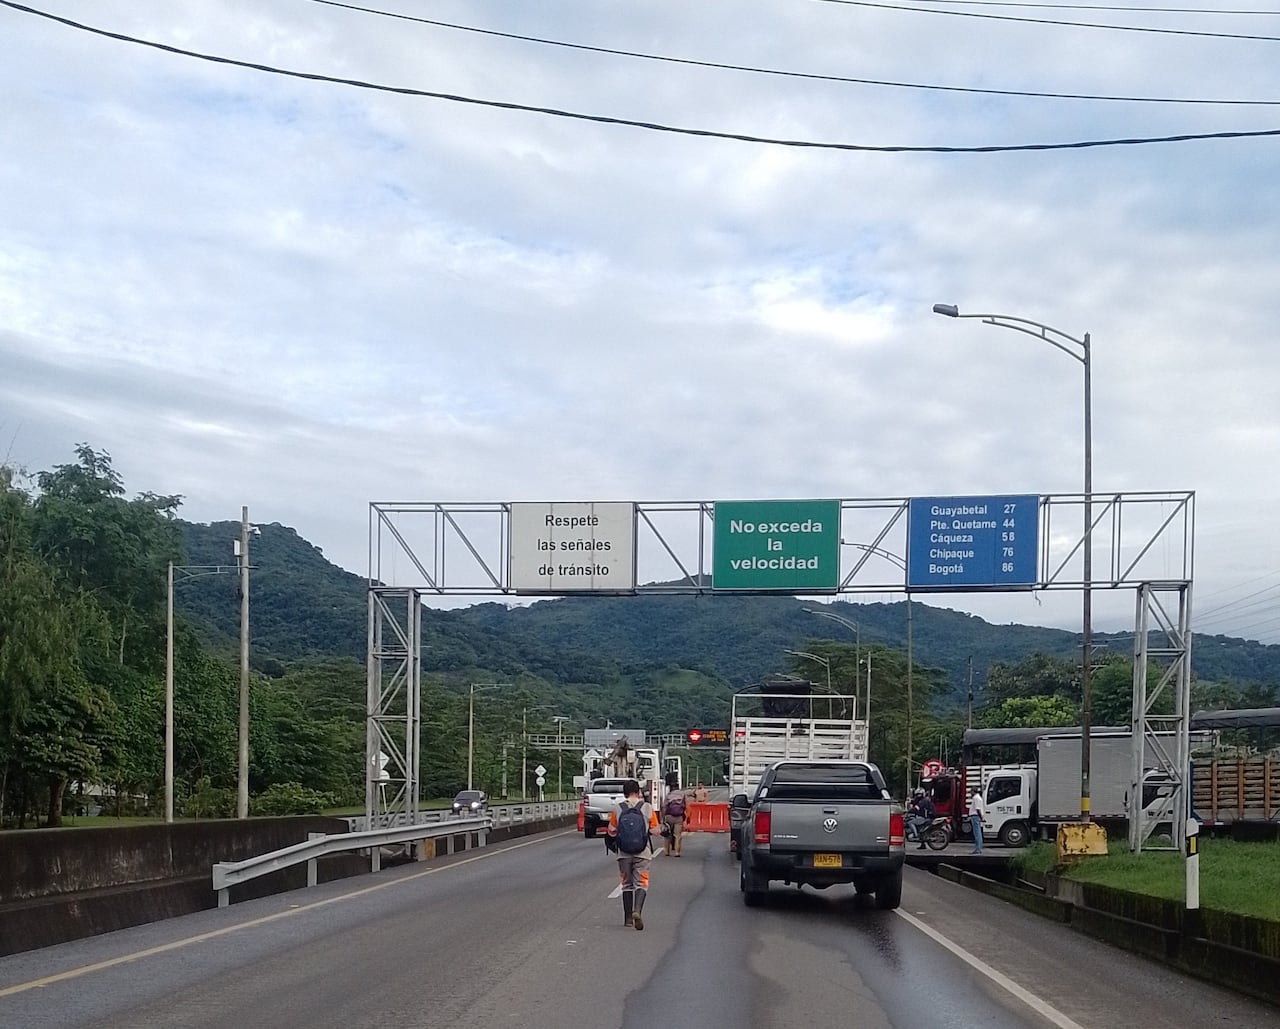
<box><xmin>213</xmin><ymin>801</ymin><xmax>576</xmax><ymax>908</ymax></box>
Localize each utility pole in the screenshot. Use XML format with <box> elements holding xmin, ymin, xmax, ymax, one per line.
<box><xmin>863</xmin><ymin>652</ymin><xmax>872</xmax><ymax>735</ymax></box>
<box><xmin>553</xmin><ymin>716</ymin><xmax>570</xmax><ymax>800</ymax></box>
<box><xmin>906</xmin><ymin>596</ymin><xmax>914</xmax><ymax>792</ymax></box>
<box><xmin>237</xmin><ymin>506</ymin><xmax>250</xmax><ymax>820</ymax></box>
<box><xmin>165</xmin><ymin>561</ymin><xmax>174</xmax><ymax>823</ymax></box>
<box><xmin>967</xmin><ymin>656</ymin><xmax>974</xmax><ymax>729</ymax></box>
<box><xmin>522</xmin><ymin>707</ymin><xmax>528</xmax><ymax>801</ymax></box>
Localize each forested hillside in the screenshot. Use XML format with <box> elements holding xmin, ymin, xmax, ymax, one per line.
<box><xmin>175</xmin><ymin>524</ymin><xmax>1280</xmax><ymax>696</ymax></box>
<box><xmin>5</xmin><ymin>445</ymin><xmax>1278</xmax><ymax>828</ymax></box>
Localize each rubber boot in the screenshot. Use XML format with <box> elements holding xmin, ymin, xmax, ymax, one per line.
<box><xmin>632</xmin><ymin>888</ymin><xmax>646</xmax><ymax>931</ymax></box>
<box><xmin>622</xmin><ymin>890</ymin><xmax>634</xmax><ymax>927</ymax></box>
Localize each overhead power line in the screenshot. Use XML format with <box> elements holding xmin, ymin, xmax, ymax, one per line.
<box><xmin>901</xmin><ymin>0</ymin><xmax>1280</xmax><ymax>13</ymax></box>
<box><xmin>813</xmin><ymin>0</ymin><xmax>1280</xmax><ymax>41</ymax></box>
<box><xmin>309</xmin><ymin>0</ymin><xmax>1280</xmax><ymax>106</ymax></box>
<box><xmin>5</xmin><ymin>1</ymin><xmax>1280</xmax><ymax>154</ymax></box>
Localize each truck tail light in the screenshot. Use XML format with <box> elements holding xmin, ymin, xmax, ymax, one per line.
<box><xmin>889</xmin><ymin>811</ymin><xmax>905</xmax><ymax>847</ymax></box>
<box><xmin>753</xmin><ymin>810</ymin><xmax>771</xmax><ymax>845</ymax></box>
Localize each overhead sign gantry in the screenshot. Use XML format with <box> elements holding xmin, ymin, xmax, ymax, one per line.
<box><xmin>366</xmin><ymin>490</ymin><xmax>1194</xmax><ymax>854</ymax></box>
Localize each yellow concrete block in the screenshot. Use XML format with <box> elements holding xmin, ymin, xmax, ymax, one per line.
<box><xmin>415</xmin><ymin>838</ymin><xmax>436</xmax><ymax>861</ymax></box>
<box><xmin>1055</xmin><ymin>821</ymin><xmax>1108</xmax><ymax>860</ymax></box>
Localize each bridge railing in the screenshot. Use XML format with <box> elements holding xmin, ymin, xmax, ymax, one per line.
<box><xmin>213</xmin><ymin>801</ymin><xmax>577</xmax><ymax>907</ymax></box>
<box><xmin>343</xmin><ymin>800</ymin><xmax>576</xmax><ymax>833</ymax></box>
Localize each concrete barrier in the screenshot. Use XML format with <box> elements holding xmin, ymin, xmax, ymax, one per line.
<box><xmin>0</xmin><ymin>813</ymin><xmax>575</xmax><ymax>957</ymax></box>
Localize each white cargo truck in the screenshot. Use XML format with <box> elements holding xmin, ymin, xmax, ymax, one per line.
<box><xmin>978</xmin><ymin>731</ymin><xmax>1182</xmax><ymax>847</ymax></box>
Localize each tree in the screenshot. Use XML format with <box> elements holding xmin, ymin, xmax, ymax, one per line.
<box><xmin>31</xmin><ymin>444</ymin><xmax>182</xmax><ymax>671</ymax></box>
<box><xmin>980</xmin><ymin>696</ymin><xmax>1077</xmax><ymax>729</ymax></box>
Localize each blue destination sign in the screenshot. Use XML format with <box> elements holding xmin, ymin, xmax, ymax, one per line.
<box><xmin>906</xmin><ymin>494</ymin><xmax>1039</xmax><ymax>590</ymax></box>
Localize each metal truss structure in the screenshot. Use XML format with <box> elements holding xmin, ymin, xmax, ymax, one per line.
<box><xmin>367</xmin><ymin>492</ymin><xmax>1194</xmax><ymax>843</ymax></box>
<box><xmin>1129</xmin><ymin>581</ymin><xmax>1194</xmax><ymax>854</ymax></box>
<box><xmin>366</xmin><ymin>589</ymin><xmax>421</xmax><ymax>827</ymax></box>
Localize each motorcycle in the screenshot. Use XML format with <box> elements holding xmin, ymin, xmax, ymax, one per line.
<box><xmin>906</xmin><ymin>815</ymin><xmax>952</xmax><ymax>851</ymax></box>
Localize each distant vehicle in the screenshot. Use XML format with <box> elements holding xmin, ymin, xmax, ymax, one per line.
<box><xmin>451</xmin><ymin>790</ymin><xmax>488</xmax><ymax>815</ymax></box>
<box><xmin>737</xmin><ymin>759</ymin><xmax>905</xmax><ymax>910</ymax></box>
<box><xmin>582</xmin><ymin>778</ymin><xmax>630</xmax><ymax>839</ymax></box>
<box><xmin>932</xmin><ymin>730</ymin><xmax>1190</xmax><ymax>847</ymax></box>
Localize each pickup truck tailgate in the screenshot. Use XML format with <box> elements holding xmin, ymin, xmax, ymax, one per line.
<box><xmin>766</xmin><ymin>800</ymin><xmax>891</xmax><ymax>851</ymax></box>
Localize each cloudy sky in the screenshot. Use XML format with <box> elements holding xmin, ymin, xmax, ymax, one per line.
<box><xmin>3</xmin><ymin>0</ymin><xmax>1279</xmax><ymax>642</ymax></box>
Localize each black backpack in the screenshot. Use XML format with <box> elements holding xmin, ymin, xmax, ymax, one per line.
<box><xmin>616</xmin><ymin>802</ymin><xmax>650</xmax><ymax>854</ymax></box>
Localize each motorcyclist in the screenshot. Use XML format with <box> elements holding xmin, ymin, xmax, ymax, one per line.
<box><xmin>905</xmin><ymin>788</ymin><xmax>936</xmax><ymax>849</ymax></box>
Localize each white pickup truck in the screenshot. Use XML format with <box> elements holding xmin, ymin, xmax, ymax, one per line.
<box><xmin>582</xmin><ymin>778</ymin><xmax>629</xmax><ymax>838</ymax></box>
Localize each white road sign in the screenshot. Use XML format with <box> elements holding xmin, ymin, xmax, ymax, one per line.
<box><xmin>509</xmin><ymin>502</ymin><xmax>636</xmax><ymax>593</ymax></box>
<box><xmin>534</xmin><ymin>764</ymin><xmax>547</xmax><ymax>777</ymax></box>
<box><xmin>536</xmin><ymin>776</ymin><xmax>546</xmax><ymax>787</ymax></box>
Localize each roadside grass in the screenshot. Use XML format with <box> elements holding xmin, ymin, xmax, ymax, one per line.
<box><xmin>1010</xmin><ymin>841</ymin><xmax>1058</xmax><ymax>877</ymax></box>
<box><xmin>1015</xmin><ymin>838</ymin><xmax>1280</xmax><ymax>921</ymax></box>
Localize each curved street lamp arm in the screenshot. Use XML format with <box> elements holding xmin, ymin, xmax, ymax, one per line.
<box><xmin>933</xmin><ymin>305</ymin><xmax>1088</xmax><ymax>364</ymax></box>
<box><xmin>841</xmin><ymin>541</ymin><xmax>907</xmax><ymax>571</ymax></box>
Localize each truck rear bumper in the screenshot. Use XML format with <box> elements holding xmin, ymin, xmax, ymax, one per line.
<box><xmin>747</xmin><ymin>849</ymin><xmax>903</xmax><ymax>885</ymax></box>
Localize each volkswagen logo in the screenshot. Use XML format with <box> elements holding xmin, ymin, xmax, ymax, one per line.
<box><xmin>822</xmin><ymin>817</ymin><xmax>838</xmax><ymax>833</ymax></box>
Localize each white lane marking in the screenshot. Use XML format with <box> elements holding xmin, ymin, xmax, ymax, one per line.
<box><xmin>894</xmin><ymin>909</ymin><xmax>1086</xmax><ymax>1029</ymax></box>
<box><xmin>606</xmin><ymin>848</ymin><xmax>664</xmax><ymax>899</ymax></box>
<box><xmin>0</xmin><ymin>829</ymin><xmax>577</xmax><ymax>999</ymax></box>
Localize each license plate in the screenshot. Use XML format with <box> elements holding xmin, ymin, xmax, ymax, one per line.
<box><xmin>813</xmin><ymin>853</ymin><xmax>842</xmax><ymax>868</ymax></box>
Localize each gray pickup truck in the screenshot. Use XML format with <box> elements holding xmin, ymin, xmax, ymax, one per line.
<box><xmin>735</xmin><ymin>760</ymin><xmax>905</xmax><ymax>909</ymax></box>
<box><xmin>582</xmin><ymin>778</ymin><xmax>629</xmax><ymax>838</ymax></box>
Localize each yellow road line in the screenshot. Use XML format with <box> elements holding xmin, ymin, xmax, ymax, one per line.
<box><xmin>0</xmin><ymin>829</ymin><xmax>576</xmax><ymax>999</ymax></box>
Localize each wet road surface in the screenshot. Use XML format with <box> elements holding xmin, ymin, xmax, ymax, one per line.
<box><xmin>0</xmin><ymin>830</ymin><xmax>1274</xmax><ymax>1028</ymax></box>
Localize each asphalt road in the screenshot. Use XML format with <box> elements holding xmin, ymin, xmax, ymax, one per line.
<box><xmin>0</xmin><ymin>830</ymin><xmax>1274</xmax><ymax>1029</ymax></box>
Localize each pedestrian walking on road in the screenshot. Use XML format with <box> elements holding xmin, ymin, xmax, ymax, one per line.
<box><xmin>969</xmin><ymin>788</ymin><xmax>986</xmax><ymax>854</ymax></box>
<box><xmin>662</xmin><ymin>774</ymin><xmax>687</xmax><ymax>857</ymax></box>
<box><xmin>606</xmin><ymin>779</ymin><xmax>663</xmax><ymax>930</ymax></box>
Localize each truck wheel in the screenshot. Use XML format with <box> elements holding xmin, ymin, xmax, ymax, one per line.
<box><xmin>854</xmin><ymin>880</ymin><xmax>874</xmax><ymax>896</ymax></box>
<box><xmin>874</xmin><ymin>871</ymin><xmax>903</xmax><ymax>910</ymax></box>
<box><xmin>584</xmin><ymin>823</ymin><xmax>597</xmax><ymax>840</ymax></box>
<box><xmin>999</xmin><ymin>821</ymin><xmax>1030</xmax><ymax>848</ymax></box>
<box><xmin>740</xmin><ymin>861</ymin><xmax>767</xmax><ymax>907</ymax></box>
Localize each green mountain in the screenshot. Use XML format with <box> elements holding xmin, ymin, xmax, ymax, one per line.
<box><xmin>175</xmin><ymin>520</ymin><xmax>1280</xmax><ymax>699</ymax></box>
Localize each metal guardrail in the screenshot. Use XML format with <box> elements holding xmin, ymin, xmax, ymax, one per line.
<box><xmin>343</xmin><ymin>800</ymin><xmax>576</xmax><ymax>834</ymax></box>
<box><xmin>212</xmin><ymin>801</ymin><xmax>576</xmax><ymax>908</ymax></box>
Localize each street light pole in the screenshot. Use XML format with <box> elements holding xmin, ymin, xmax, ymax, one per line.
<box><xmin>237</xmin><ymin>506</ymin><xmax>250</xmax><ymax>820</ymax></box>
<box><xmin>784</xmin><ymin>650</ymin><xmax>831</xmax><ymax>723</ymax></box>
<box><xmin>806</xmin><ymin>609</ymin><xmax>860</xmax><ymax>718</ymax></box>
<box><xmin>933</xmin><ymin>302</ymin><xmax>1094</xmax><ymax>821</ymax></box>
<box><xmin>553</xmin><ymin>716</ymin><xmax>570</xmax><ymax>799</ymax></box>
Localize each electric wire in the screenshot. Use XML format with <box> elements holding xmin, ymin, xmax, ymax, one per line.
<box><xmin>1193</xmin><ymin>581</ymin><xmax>1280</xmax><ymax>622</ymax></box>
<box><xmin>1193</xmin><ymin>568</ymin><xmax>1280</xmax><ymax>602</ymax></box>
<box><xmin>6</xmin><ymin>1</ymin><xmax>1280</xmax><ymax>154</ymax></box>
<box><xmin>812</xmin><ymin>0</ymin><xmax>1280</xmax><ymax>41</ymax></box>
<box><xmin>308</xmin><ymin>0</ymin><xmax>1280</xmax><ymax>107</ymax></box>
<box><xmin>911</xmin><ymin>0</ymin><xmax>1280</xmax><ymax>11</ymax></box>
<box><xmin>889</xmin><ymin>0</ymin><xmax>1280</xmax><ymax>13</ymax></box>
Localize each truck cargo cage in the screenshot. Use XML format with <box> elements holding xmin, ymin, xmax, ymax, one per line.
<box><xmin>729</xmin><ymin>681</ymin><xmax>868</xmax><ymax>799</ymax></box>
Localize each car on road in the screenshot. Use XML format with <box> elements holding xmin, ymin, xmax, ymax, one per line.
<box><xmin>582</xmin><ymin>778</ymin><xmax>629</xmax><ymax>838</ymax></box>
<box><xmin>451</xmin><ymin>790</ymin><xmax>488</xmax><ymax>815</ymax></box>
